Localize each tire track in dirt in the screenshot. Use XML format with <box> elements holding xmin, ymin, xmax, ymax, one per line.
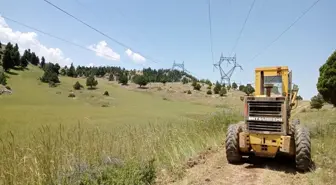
<box><xmin>167</xmin><ymin>147</ymin><xmax>309</xmax><ymax>185</ymax></box>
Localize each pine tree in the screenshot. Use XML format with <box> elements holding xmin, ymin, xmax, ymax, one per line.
<box><xmin>213</xmin><ymin>81</ymin><xmax>221</xmax><ymax>94</ymax></box>
<box><xmin>41</xmin><ymin>56</ymin><xmax>46</xmax><ymax>69</ymax></box>
<box><xmin>30</xmin><ymin>52</ymin><xmax>40</xmax><ymax>65</ymax></box>
<box><xmin>20</xmin><ymin>50</ymin><xmax>29</xmax><ymax>68</ymax></box>
<box><xmin>67</xmin><ymin>63</ymin><xmax>76</xmax><ymax>77</ymax></box>
<box><xmin>12</xmin><ymin>44</ymin><xmax>21</xmax><ymax>67</ymax></box>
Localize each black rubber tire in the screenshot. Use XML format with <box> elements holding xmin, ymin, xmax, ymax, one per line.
<box><xmin>225</xmin><ymin>124</ymin><xmax>242</xmax><ymax>163</ymax></box>
<box><xmin>290</xmin><ymin>119</ymin><xmax>300</xmax><ymax>135</ymax></box>
<box><xmin>294</xmin><ymin>124</ymin><xmax>312</xmax><ymax>172</ymax></box>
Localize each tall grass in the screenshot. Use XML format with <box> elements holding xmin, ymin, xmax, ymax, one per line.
<box><xmin>294</xmin><ymin>108</ymin><xmax>336</xmax><ymax>185</ymax></box>
<box><xmin>0</xmin><ymin>110</ymin><xmax>240</xmax><ymax>185</ymax></box>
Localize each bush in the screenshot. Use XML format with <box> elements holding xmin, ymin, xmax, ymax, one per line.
<box><xmin>182</xmin><ymin>77</ymin><xmax>188</xmax><ymax>84</ymax></box>
<box><xmin>244</xmin><ymin>84</ymin><xmax>255</xmax><ymax>96</ymax></box>
<box><xmin>239</xmin><ymin>85</ymin><xmax>245</xmax><ymax>91</ymax></box>
<box><xmin>73</xmin><ymin>81</ymin><xmax>83</xmax><ymax>90</ymax></box>
<box><xmin>0</xmin><ymin>71</ymin><xmax>7</xmax><ymax>85</ymax></box>
<box><xmin>206</xmin><ymin>89</ymin><xmax>212</xmax><ymax>95</ymax></box>
<box><xmin>103</xmin><ymin>91</ymin><xmax>109</xmax><ymax>96</ymax></box>
<box><xmin>194</xmin><ymin>83</ymin><xmax>201</xmax><ymax>91</ymax></box>
<box><xmin>207</xmin><ymin>86</ymin><xmax>211</xmax><ymax>90</ymax></box>
<box><xmin>108</xmin><ymin>73</ymin><xmax>114</xmax><ymax>81</ymax></box>
<box><xmin>187</xmin><ymin>90</ymin><xmax>192</xmax><ymax>94</ymax></box>
<box><xmin>40</xmin><ymin>70</ymin><xmax>60</xmax><ymax>84</ymax></box>
<box><xmin>213</xmin><ymin>81</ymin><xmax>221</xmax><ymax>94</ymax></box>
<box><xmin>133</xmin><ymin>75</ymin><xmax>148</xmax><ymax>87</ymax></box>
<box><xmin>310</xmin><ymin>93</ymin><xmax>324</xmax><ymax>110</ymax></box>
<box><xmin>232</xmin><ymin>82</ymin><xmax>237</xmax><ymax>90</ymax></box>
<box><xmin>118</xmin><ymin>74</ymin><xmax>128</xmax><ymax>85</ymax></box>
<box><xmin>219</xmin><ymin>87</ymin><xmax>227</xmax><ymax>96</ymax></box>
<box><xmin>191</xmin><ymin>81</ymin><xmax>197</xmax><ymax>87</ymax></box>
<box><xmin>68</xmin><ymin>92</ymin><xmax>75</xmax><ymax>97</ymax></box>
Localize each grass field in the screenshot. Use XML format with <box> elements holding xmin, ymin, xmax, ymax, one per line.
<box><xmin>292</xmin><ymin>104</ymin><xmax>336</xmax><ymax>185</ymax></box>
<box><xmin>0</xmin><ymin>66</ymin><xmax>241</xmax><ymax>184</ymax></box>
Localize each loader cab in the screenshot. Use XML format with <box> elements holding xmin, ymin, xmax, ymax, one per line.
<box><xmin>254</xmin><ymin>66</ymin><xmax>291</xmax><ymax>98</ymax></box>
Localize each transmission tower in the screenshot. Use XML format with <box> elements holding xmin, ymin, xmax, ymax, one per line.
<box><xmin>213</xmin><ymin>53</ymin><xmax>243</xmax><ymax>86</ymax></box>
<box><xmin>171</xmin><ymin>61</ymin><xmax>185</xmax><ymax>72</ymax></box>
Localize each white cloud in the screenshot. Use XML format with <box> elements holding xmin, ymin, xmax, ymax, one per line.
<box><xmin>88</xmin><ymin>41</ymin><xmax>120</xmax><ymax>61</ymax></box>
<box><xmin>0</xmin><ymin>16</ymin><xmax>72</xmax><ymax>67</ymax></box>
<box><xmin>125</xmin><ymin>49</ymin><xmax>146</xmax><ymax>64</ymax></box>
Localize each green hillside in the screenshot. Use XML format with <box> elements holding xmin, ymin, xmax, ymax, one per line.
<box><xmin>0</xmin><ymin>65</ymin><xmax>217</xmax><ymax>135</ymax></box>
<box><xmin>0</xmin><ymin>65</ymin><xmax>239</xmax><ymax>184</ymax></box>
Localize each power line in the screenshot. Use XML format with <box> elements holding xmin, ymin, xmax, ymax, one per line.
<box><xmin>42</xmin><ymin>0</ymin><xmax>159</xmax><ymax>63</ymax></box>
<box><xmin>207</xmin><ymin>0</ymin><xmax>215</xmax><ymax>70</ymax></box>
<box><xmin>0</xmin><ymin>14</ymin><xmax>119</xmax><ymax>60</ymax></box>
<box><xmin>230</xmin><ymin>0</ymin><xmax>257</xmax><ymax>56</ymax></box>
<box><xmin>249</xmin><ymin>0</ymin><xmax>322</xmax><ymax>62</ymax></box>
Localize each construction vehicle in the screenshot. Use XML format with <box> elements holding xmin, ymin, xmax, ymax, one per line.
<box><xmin>225</xmin><ymin>66</ymin><xmax>312</xmax><ymax>171</ymax></box>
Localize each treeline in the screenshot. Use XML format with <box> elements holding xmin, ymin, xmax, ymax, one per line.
<box><xmin>0</xmin><ymin>41</ymin><xmax>198</xmax><ymax>86</ymax></box>
<box><xmin>59</xmin><ymin>64</ymin><xmax>197</xmax><ymax>83</ymax></box>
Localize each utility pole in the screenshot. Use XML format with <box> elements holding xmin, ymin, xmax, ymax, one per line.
<box><xmin>213</xmin><ymin>53</ymin><xmax>243</xmax><ymax>86</ymax></box>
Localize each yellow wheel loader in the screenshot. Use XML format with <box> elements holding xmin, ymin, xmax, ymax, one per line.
<box><xmin>225</xmin><ymin>66</ymin><xmax>312</xmax><ymax>172</ymax></box>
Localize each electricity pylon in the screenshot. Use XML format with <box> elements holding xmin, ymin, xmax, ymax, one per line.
<box><xmin>213</xmin><ymin>53</ymin><xmax>243</xmax><ymax>86</ymax></box>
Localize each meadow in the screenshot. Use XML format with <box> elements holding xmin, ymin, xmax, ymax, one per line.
<box><xmin>0</xmin><ymin>66</ymin><xmax>241</xmax><ymax>184</ymax></box>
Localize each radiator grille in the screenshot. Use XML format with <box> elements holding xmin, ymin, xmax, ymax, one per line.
<box><xmin>247</xmin><ymin>100</ymin><xmax>283</xmax><ymax>133</ymax></box>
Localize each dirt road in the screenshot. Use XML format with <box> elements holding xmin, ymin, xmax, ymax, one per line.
<box><xmin>166</xmin><ymin>147</ymin><xmax>310</xmax><ymax>185</ymax></box>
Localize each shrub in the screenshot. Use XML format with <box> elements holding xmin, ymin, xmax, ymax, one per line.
<box><xmin>194</xmin><ymin>83</ymin><xmax>201</xmax><ymax>91</ymax></box>
<box><xmin>191</xmin><ymin>81</ymin><xmax>197</xmax><ymax>87</ymax></box>
<box><xmin>206</xmin><ymin>89</ymin><xmax>212</xmax><ymax>95</ymax></box>
<box><xmin>0</xmin><ymin>71</ymin><xmax>7</xmax><ymax>85</ymax></box>
<box><xmin>213</xmin><ymin>81</ymin><xmax>221</xmax><ymax>94</ymax></box>
<box><xmin>310</xmin><ymin>93</ymin><xmax>324</xmax><ymax>110</ymax></box>
<box><xmin>133</xmin><ymin>75</ymin><xmax>148</xmax><ymax>87</ymax></box>
<box><xmin>207</xmin><ymin>86</ymin><xmax>211</xmax><ymax>90</ymax></box>
<box><xmin>40</xmin><ymin>70</ymin><xmax>60</xmax><ymax>84</ymax></box>
<box><xmin>182</xmin><ymin>77</ymin><xmax>188</xmax><ymax>84</ymax></box>
<box><xmin>219</xmin><ymin>87</ymin><xmax>227</xmax><ymax>96</ymax></box>
<box><xmin>232</xmin><ymin>82</ymin><xmax>238</xmax><ymax>90</ymax></box>
<box><xmin>187</xmin><ymin>90</ymin><xmax>192</xmax><ymax>94</ymax></box>
<box><xmin>239</xmin><ymin>85</ymin><xmax>245</xmax><ymax>91</ymax></box>
<box><xmin>118</xmin><ymin>74</ymin><xmax>128</xmax><ymax>85</ymax></box>
<box><xmin>73</xmin><ymin>81</ymin><xmax>83</xmax><ymax>90</ymax></box>
<box><xmin>108</xmin><ymin>73</ymin><xmax>114</xmax><ymax>81</ymax></box>
<box><xmin>68</xmin><ymin>92</ymin><xmax>75</xmax><ymax>97</ymax></box>
<box><xmin>103</xmin><ymin>91</ymin><xmax>109</xmax><ymax>96</ymax></box>
<box><xmin>244</xmin><ymin>84</ymin><xmax>255</xmax><ymax>96</ymax></box>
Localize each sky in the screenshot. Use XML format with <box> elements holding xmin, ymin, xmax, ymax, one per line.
<box><xmin>0</xmin><ymin>0</ymin><xmax>335</xmax><ymax>99</ymax></box>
